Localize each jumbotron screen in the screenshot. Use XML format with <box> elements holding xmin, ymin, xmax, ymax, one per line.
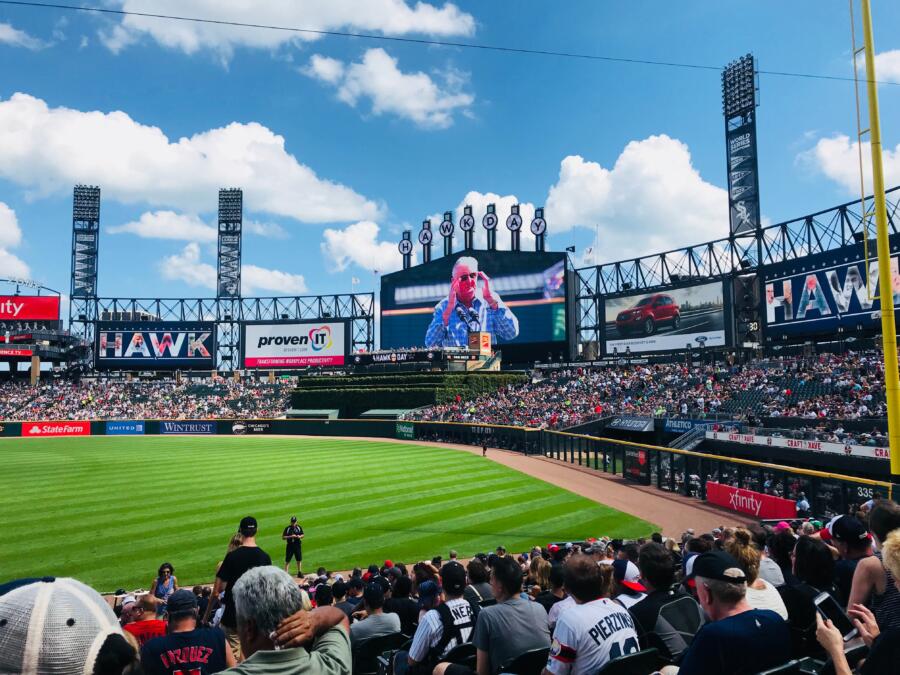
<box><xmin>603</xmin><ymin>281</ymin><xmax>727</xmax><ymax>354</ymax></box>
<box><xmin>380</xmin><ymin>251</ymin><xmax>568</xmax><ymax>352</ymax></box>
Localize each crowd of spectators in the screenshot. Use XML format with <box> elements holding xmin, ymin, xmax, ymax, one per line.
<box><xmin>406</xmin><ymin>350</ymin><xmax>890</xmax><ymax>430</ymax></box>
<box><xmin>0</xmin><ymin>378</ymin><xmax>293</xmax><ymax>420</ymax></box>
<box><xmin>5</xmin><ymin>501</ymin><xmax>900</xmax><ymax>674</ymax></box>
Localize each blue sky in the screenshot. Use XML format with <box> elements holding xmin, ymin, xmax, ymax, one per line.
<box><xmin>0</xmin><ymin>1</ymin><xmax>898</xmax><ymax>315</ymax></box>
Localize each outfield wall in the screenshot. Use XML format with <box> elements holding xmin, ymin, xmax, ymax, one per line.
<box><xmin>1</xmin><ymin>417</ymin><xmax>893</xmax><ymax>521</ymax></box>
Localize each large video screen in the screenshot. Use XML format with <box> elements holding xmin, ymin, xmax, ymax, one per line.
<box><xmin>603</xmin><ymin>281</ymin><xmax>727</xmax><ymax>354</ymax></box>
<box><xmin>764</xmin><ymin>242</ymin><xmax>900</xmax><ymax>338</ymax></box>
<box><xmin>242</xmin><ymin>321</ymin><xmax>349</xmax><ymax>368</ymax></box>
<box><xmin>380</xmin><ymin>251</ymin><xmax>568</xmax><ymax>351</ymax></box>
<box><xmin>0</xmin><ymin>295</ymin><xmax>60</xmax><ymax>321</ymax></box>
<box><xmin>96</xmin><ymin>322</ymin><xmax>216</xmax><ymax>370</ymax></box>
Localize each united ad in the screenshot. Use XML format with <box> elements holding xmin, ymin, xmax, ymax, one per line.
<box><xmin>243</xmin><ymin>321</ymin><xmax>348</xmax><ymax>368</ymax></box>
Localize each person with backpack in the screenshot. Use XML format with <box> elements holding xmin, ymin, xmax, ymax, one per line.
<box><xmin>395</xmin><ymin>562</ymin><xmax>474</xmax><ymax>675</ymax></box>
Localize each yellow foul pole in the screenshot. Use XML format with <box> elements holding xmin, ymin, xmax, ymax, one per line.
<box><xmin>860</xmin><ymin>0</ymin><xmax>900</xmax><ymax>489</ymax></box>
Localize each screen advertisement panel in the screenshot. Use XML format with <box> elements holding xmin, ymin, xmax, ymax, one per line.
<box><xmin>603</xmin><ymin>281</ymin><xmax>727</xmax><ymax>354</ymax></box>
<box><xmin>380</xmin><ymin>251</ymin><xmax>567</xmax><ymax>350</ymax></box>
<box><xmin>0</xmin><ymin>296</ymin><xmax>60</xmax><ymax>321</ymax></box>
<box><xmin>763</xmin><ymin>242</ymin><xmax>900</xmax><ymax>338</ymax></box>
<box><xmin>242</xmin><ymin>321</ymin><xmax>348</xmax><ymax>368</ymax></box>
<box><xmin>95</xmin><ymin>322</ymin><xmax>216</xmax><ymax>370</ymax></box>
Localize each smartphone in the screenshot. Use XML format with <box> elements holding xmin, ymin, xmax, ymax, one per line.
<box><xmin>814</xmin><ymin>591</ymin><xmax>858</xmax><ymax>641</ymax></box>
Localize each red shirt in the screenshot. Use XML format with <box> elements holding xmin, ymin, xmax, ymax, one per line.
<box><xmin>124</xmin><ymin>619</ymin><xmax>168</xmax><ymax>647</ymax></box>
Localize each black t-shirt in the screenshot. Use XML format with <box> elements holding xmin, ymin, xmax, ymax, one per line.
<box><xmin>677</xmin><ymin>609</ymin><xmax>790</xmax><ymax>675</ymax></box>
<box><xmin>384</xmin><ymin>596</ymin><xmax>419</xmax><ymax>635</ymax></box>
<box><xmin>140</xmin><ymin>627</ymin><xmax>228</xmax><ymax>675</ymax></box>
<box><xmin>217</xmin><ymin>545</ymin><xmax>272</xmax><ymax>628</ymax></box>
<box><xmin>283</xmin><ymin>524</ymin><xmax>304</xmax><ymax>548</ymax></box>
<box><xmin>534</xmin><ymin>591</ymin><xmax>565</xmax><ymax>614</ymax></box>
<box><xmin>835</xmin><ymin>556</ymin><xmax>868</xmax><ymax>606</ymax></box>
<box><xmin>861</xmin><ymin>627</ymin><xmax>900</xmax><ymax>674</ymax></box>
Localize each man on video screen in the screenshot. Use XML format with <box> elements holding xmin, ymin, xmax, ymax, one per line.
<box><xmin>425</xmin><ymin>256</ymin><xmax>519</xmax><ymax>347</ymax></box>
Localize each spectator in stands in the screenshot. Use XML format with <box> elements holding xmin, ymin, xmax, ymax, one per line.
<box><xmin>315</xmin><ymin>584</ymin><xmax>334</xmax><ymax>608</ymax></box>
<box><xmin>332</xmin><ymin>581</ymin><xmax>355</xmax><ymax>618</ymax></box>
<box><xmin>122</xmin><ymin>594</ymin><xmax>167</xmax><ymax>647</ymax></box>
<box><xmin>141</xmin><ymin>588</ymin><xmax>235</xmax><ymax>674</ymax></box>
<box><xmin>463</xmin><ymin>559</ymin><xmax>494</xmax><ymax>608</ymax></box>
<box><xmin>535</xmin><ymin>564</ymin><xmax>567</xmax><ymax>614</ymax></box>
<box><xmin>848</xmin><ymin>499</ymin><xmax>900</xmax><ymax>630</ymax></box>
<box><xmin>349</xmin><ymin>582</ymin><xmax>401</xmax><ymax>648</ymax></box>
<box><xmin>150</xmin><ymin>562</ymin><xmax>178</xmax><ymax>618</ymax></box>
<box><xmin>778</xmin><ymin>536</ymin><xmax>839</xmax><ymax>659</ymax></box>
<box><xmin>610</xmin><ymin>559</ymin><xmax>646</xmax><ymax>609</ymax></box>
<box><xmin>384</xmin><ymin>575</ymin><xmax>418</xmax><ymax>636</ymax></box>
<box><xmin>823</xmin><ymin>515</ymin><xmax>872</xmax><ymax>606</ymax></box>
<box><xmin>526</xmin><ymin>556</ymin><xmax>552</xmax><ymax>593</ymax></box>
<box><xmin>395</xmin><ymin>562</ymin><xmax>474</xmax><ymax>675</ymax></box>
<box><xmin>629</xmin><ymin>542</ymin><xmax>705</xmax><ymax>663</ymax></box>
<box><xmin>226</xmin><ymin>566</ymin><xmax>350</xmax><ymax>675</ymax></box>
<box><xmin>724</xmin><ymin>528</ymin><xmax>788</xmax><ymax>619</ymax></box>
<box><xmin>417</xmin><ymin>580</ymin><xmax>441</xmax><ymax>620</ymax></box>
<box><xmin>203</xmin><ymin>517</ymin><xmax>272</xmax><ymax>662</ymax></box>
<box><xmin>746</xmin><ymin>523</ymin><xmax>785</xmax><ymax>587</ymax></box>
<box><xmin>0</xmin><ymin>576</ymin><xmax>141</xmax><ymax>675</ymax></box>
<box><xmin>817</xmin><ymin>529</ymin><xmax>900</xmax><ymax>675</ymax></box>
<box><xmin>768</xmin><ymin>528</ymin><xmax>800</xmax><ymax>587</ymax></box>
<box><xmin>676</xmin><ymin>551</ymin><xmax>791</xmax><ymax>674</ymax></box>
<box><xmin>541</xmin><ymin>554</ymin><xmax>638</xmax><ymax>675</ymax></box>
<box><xmin>435</xmin><ymin>556</ymin><xmax>549</xmax><ymax>675</ymax></box>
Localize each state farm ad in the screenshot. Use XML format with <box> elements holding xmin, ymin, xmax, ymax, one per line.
<box><xmin>0</xmin><ymin>296</ymin><xmax>60</xmax><ymax>321</ymax></box>
<box><xmin>705</xmin><ymin>481</ymin><xmax>796</xmax><ymax>519</ymax></box>
<box><xmin>23</xmin><ymin>421</ymin><xmax>91</xmax><ymax>437</ymax></box>
<box><xmin>243</xmin><ymin>321</ymin><xmax>347</xmax><ymax>368</ymax></box>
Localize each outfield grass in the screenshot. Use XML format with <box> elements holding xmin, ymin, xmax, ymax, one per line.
<box><xmin>0</xmin><ymin>436</ymin><xmax>655</xmax><ymax>591</ymax></box>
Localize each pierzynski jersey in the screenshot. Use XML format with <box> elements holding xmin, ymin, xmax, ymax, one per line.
<box><xmin>546</xmin><ymin>598</ymin><xmax>639</xmax><ymax>675</ymax></box>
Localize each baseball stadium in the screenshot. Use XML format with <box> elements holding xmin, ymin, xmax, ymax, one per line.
<box><xmin>1</xmin><ymin>2</ymin><xmax>900</xmax><ymax>675</ymax></box>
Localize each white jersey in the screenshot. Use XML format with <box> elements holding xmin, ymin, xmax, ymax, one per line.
<box><xmin>546</xmin><ymin>598</ymin><xmax>639</xmax><ymax>675</ymax></box>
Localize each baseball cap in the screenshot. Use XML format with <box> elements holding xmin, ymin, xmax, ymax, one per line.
<box><xmin>774</xmin><ymin>521</ymin><xmax>792</xmax><ymax>533</ymax></box>
<box><xmin>363</xmin><ymin>582</ymin><xmax>384</xmax><ymax>607</ymax></box>
<box><xmin>440</xmin><ymin>562</ymin><xmax>467</xmax><ymax>595</ymax></box>
<box><xmin>417</xmin><ymin>580</ymin><xmax>439</xmax><ymax>608</ymax></box>
<box><xmin>828</xmin><ymin>515</ymin><xmax>869</xmax><ymax>543</ymax></box>
<box><xmin>166</xmin><ymin>588</ymin><xmax>199</xmax><ymax>615</ymax></box>
<box><xmin>689</xmin><ymin>551</ymin><xmax>747</xmax><ymax>584</ymax></box>
<box><xmin>384</xmin><ymin>560</ymin><xmax>394</xmax><ymax>568</ymax></box>
<box><xmin>611</xmin><ymin>559</ymin><xmax>646</xmax><ymax>593</ymax></box>
<box><xmin>548</xmin><ymin>544</ymin><xmax>560</xmax><ymax>553</ymax></box>
<box><xmin>239</xmin><ymin>516</ymin><xmax>258</xmax><ymax>536</ymax></box>
<box><xmin>682</xmin><ymin>553</ymin><xmax>698</xmax><ymax>588</ymax></box>
<box><xmin>0</xmin><ymin>577</ymin><xmax>124</xmax><ymax>674</ymax></box>
<box><xmin>290</xmin><ymin>516</ymin><xmax>297</xmax><ymax>523</ymax></box>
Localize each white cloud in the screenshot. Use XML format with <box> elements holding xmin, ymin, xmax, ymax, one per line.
<box><xmin>0</xmin><ymin>92</ymin><xmax>381</xmax><ymax>223</ymax></box>
<box><xmin>321</xmin><ymin>220</ymin><xmax>412</xmax><ymax>273</ymax></box>
<box><xmin>854</xmin><ymin>49</ymin><xmax>900</xmax><ymax>84</ymax></box>
<box><xmin>545</xmin><ymin>135</ymin><xmax>729</xmax><ymax>261</ymax></box>
<box><xmin>101</xmin><ymin>0</ymin><xmax>474</xmax><ymax>59</ymax></box>
<box><xmin>0</xmin><ymin>202</ymin><xmax>30</xmax><ymax>278</ymax></box>
<box><xmin>158</xmin><ymin>242</ymin><xmax>307</xmax><ymax>295</ymax></box>
<box><xmin>245</xmin><ymin>220</ymin><xmax>289</xmax><ymax>239</ymax></box>
<box><xmin>304</xmin><ymin>48</ymin><xmax>473</xmax><ymax>128</ymax></box>
<box><xmin>799</xmin><ymin>134</ymin><xmax>900</xmax><ymax>195</ymax></box>
<box><xmin>108</xmin><ymin>210</ymin><xmax>217</xmax><ymax>242</ymax></box>
<box><xmin>0</xmin><ymin>22</ymin><xmax>44</xmax><ymax>50</ymax></box>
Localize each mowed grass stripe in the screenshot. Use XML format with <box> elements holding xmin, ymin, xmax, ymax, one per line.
<box><xmin>0</xmin><ymin>437</ymin><xmax>655</xmax><ymax>591</ymax></box>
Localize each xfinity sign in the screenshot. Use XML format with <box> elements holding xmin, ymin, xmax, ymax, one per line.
<box><xmin>243</xmin><ymin>321</ymin><xmax>348</xmax><ymax>368</ymax></box>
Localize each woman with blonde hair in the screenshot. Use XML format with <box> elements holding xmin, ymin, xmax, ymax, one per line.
<box><xmin>527</xmin><ymin>555</ymin><xmax>552</xmax><ymax>592</ymax></box>
<box><xmin>724</xmin><ymin>527</ymin><xmax>788</xmax><ymax>619</ymax></box>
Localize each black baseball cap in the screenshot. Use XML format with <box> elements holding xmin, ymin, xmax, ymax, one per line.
<box><xmin>290</xmin><ymin>516</ymin><xmax>297</xmax><ymax>523</ymax></box>
<box><xmin>830</xmin><ymin>515</ymin><xmax>869</xmax><ymax>543</ymax></box>
<box><xmin>167</xmin><ymin>588</ymin><xmax>199</xmax><ymax>615</ymax></box>
<box><xmin>363</xmin><ymin>582</ymin><xmax>384</xmax><ymax>607</ymax></box>
<box><xmin>239</xmin><ymin>516</ymin><xmax>258</xmax><ymax>536</ymax></box>
<box><xmin>440</xmin><ymin>562</ymin><xmax>466</xmax><ymax>595</ymax></box>
<box><xmin>689</xmin><ymin>551</ymin><xmax>747</xmax><ymax>584</ymax></box>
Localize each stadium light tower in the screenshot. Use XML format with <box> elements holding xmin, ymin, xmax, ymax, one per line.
<box><xmin>722</xmin><ymin>54</ymin><xmax>761</xmax><ymax>237</ymax></box>
<box><xmin>69</xmin><ymin>185</ymin><xmax>101</xmax><ymax>358</ymax></box>
<box><xmin>853</xmin><ymin>0</ymin><xmax>900</xmax><ymax>492</ymax></box>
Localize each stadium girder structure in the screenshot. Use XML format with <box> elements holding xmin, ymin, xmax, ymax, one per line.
<box><xmin>69</xmin><ymin>292</ymin><xmax>375</xmax><ymax>370</ymax></box>
<box><xmin>575</xmin><ymin>185</ymin><xmax>900</xmax><ymax>350</ymax></box>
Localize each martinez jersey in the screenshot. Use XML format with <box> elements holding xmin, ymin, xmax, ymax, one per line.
<box><xmin>546</xmin><ymin>598</ymin><xmax>639</xmax><ymax>675</ymax></box>
<box><xmin>140</xmin><ymin>626</ymin><xmax>229</xmax><ymax>675</ymax></box>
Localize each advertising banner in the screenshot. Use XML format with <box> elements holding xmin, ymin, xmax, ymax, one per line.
<box><xmin>0</xmin><ymin>422</ymin><xmax>21</xmax><ymax>437</ymax></box>
<box><xmin>607</xmin><ymin>416</ymin><xmax>655</xmax><ymax>432</ymax></box>
<box><xmin>229</xmin><ymin>420</ymin><xmax>272</xmax><ymax>435</ymax></box>
<box><xmin>0</xmin><ymin>296</ymin><xmax>60</xmax><ymax>321</ymax></box>
<box><xmin>105</xmin><ymin>421</ymin><xmax>145</xmax><ymax>435</ymax></box>
<box><xmin>603</xmin><ymin>281</ymin><xmax>727</xmax><ymax>355</ymax></box>
<box><xmin>396</xmin><ymin>422</ymin><xmax>415</xmax><ymax>440</ymax></box>
<box><xmin>663</xmin><ymin>418</ymin><xmax>717</xmax><ymax>433</ymax></box>
<box><xmin>706</xmin><ymin>481</ymin><xmax>797</xmax><ymax>519</ymax></box>
<box><xmin>705</xmin><ymin>430</ymin><xmax>889</xmax><ymax>460</ymax></box>
<box><xmin>160</xmin><ymin>421</ymin><xmax>216</xmax><ymax>435</ymax></box>
<box><xmin>242</xmin><ymin>321</ymin><xmax>348</xmax><ymax>368</ymax></box>
<box><xmin>0</xmin><ymin>348</ymin><xmax>33</xmax><ymax>357</ymax></box>
<box><xmin>726</xmin><ymin>114</ymin><xmax>761</xmax><ymax>236</ymax></box>
<box><xmin>380</xmin><ymin>250</ymin><xmax>568</xmax><ymax>350</ymax></box>
<box><xmin>96</xmin><ymin>322</ymin><xmax>216</xmax><ymax>371</ymax></box>
<box><xmin>623</xmin><ymin>447</ymin><xmax>651</xmax><ymax>484</ymax></box>
<box><xmin>764</xmin><ymin>243</ymin><xmax>900</xmax><ymax>338</ymax></box>
<box><xmin>22</xmin><ymin>421</ymin><xmax>91</xmax><ymax>437</ymax></box>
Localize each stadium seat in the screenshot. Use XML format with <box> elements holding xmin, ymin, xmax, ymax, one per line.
<box><xmin>596</xmin><ymin>648</ymin><xmax>658</xmax><ymax>675</ymax></box>
<box><xmin>499</xmin><ymin>647</ymin><xmax>550</xmax><ymax>675</ymax></box>
<box><xmin>479</xmin><ymin>597</ymin><xmax>497</xmax><ymax>607</ymax></box>
<box><xmin>753</xmin><ymin>660</ymin><xmax>801</xmax><ymax>675</ymax></box>
<box><xmin>443</xmin><ymin>642</ymin><xmax>477</xmax><ymax>669</ymax></box>
<box><xmin>353</xmin><ymin>632</ymin><xmax>408</xmax><ymax>675</ymax></box>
